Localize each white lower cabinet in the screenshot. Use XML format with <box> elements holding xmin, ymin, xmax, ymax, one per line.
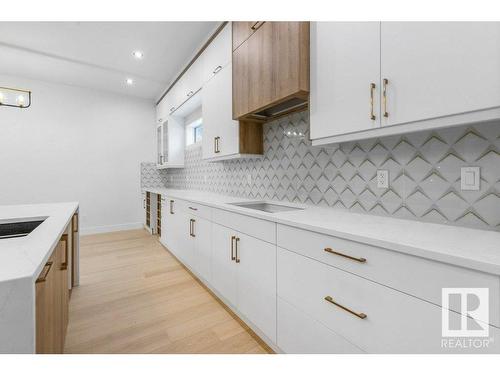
<box><xmin>157</xmin><ymin>194</ymin><xmax>500</xmax><ymax>353</ymax></box>
<box><xmin>277</xmin><ymin>247</ymin><xmax>500</xmax><ymax>353</ymax></box>
<box><xmin>190</xmin><ymin>215</ymin><xmax>212</xmax><ymax>283</ymax></box>
<box><xmin>212</xmin><ymin>223</ymin><xmax>238</xmax><ymax>305</ymax></box>
<box><xmin>236</xmin><ymin>232</ymin><xmax>276</xmax><ymax>343</ymax></box>
<box><xmin>211</xmin><ymin>223</ymin><xmax>277</xmax><ymax>343</ymax></box>
<box><xmin>277</xmin><ymin>297</ymin><xmax>364</xmax><ymax>354</ymax></box>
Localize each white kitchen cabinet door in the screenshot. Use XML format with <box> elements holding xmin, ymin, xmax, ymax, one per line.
<box><xmin>236</xmin><ymin>232</ymin><xmax>277</xmax><ymax>343</ymax></box>
<box><xmin>202</xmin><ymin>63</ymin><xmax>239</xmax><ymax>160</ymax></box>
<box><xmin>172</xmin><ymin>211</ymin><xmax>194</xmax><ymax>266</ymax></box>
<box><xmin>310</xmin><ymin>22</ymin><xmax>381</xmax><ymax>140</ymax></box>
<box><xmin>192</xmin><ymin>216</ymin><xmax>212</xmax><ymax>283</ymax></box>
<box><xmin>381</xmin><ymin>22</ymin><xmax>500</xmax><ymax>127</ymax></box>
<box><xmin>211</xmin><ymin>223</ymin><xmax>237</xmax><ymax>306</ymax></box>
<box><xmin>201</xmin><ymin>23</ymin><xmax>232</xmax><ymax>85</ymax></box>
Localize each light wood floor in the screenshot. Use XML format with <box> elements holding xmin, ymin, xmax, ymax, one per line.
<box><xmin>64</xmin><ymin>229</ymin><xmax>272</xmax><ymax>354</ymax></box>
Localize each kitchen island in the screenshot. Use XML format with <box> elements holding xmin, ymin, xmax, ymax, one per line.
<box><xmin>0</xmin><ymin>202</ymin><xmax>79</xmax><ymax>353</ymax></box>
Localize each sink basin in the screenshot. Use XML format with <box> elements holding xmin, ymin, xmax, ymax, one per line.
<box><xmin>0</xmin><ymin>217</ymin><xmax>46</xmax><ymax>239</ymax></box>
<box><xmin>229</xmin><ymin>201</ymin><xmax>304</xmax><ymax>213</ymax></box>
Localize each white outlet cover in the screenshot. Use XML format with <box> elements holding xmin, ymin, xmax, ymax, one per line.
<box><xmin>377</xmin><ymin>170</ymin><xmax>389</xmax><ymax>189</ymax></box>
<box><xmin>461</xmin><ymin>167</ymin><xmax>480</xmax><ymax>191</ymax></box>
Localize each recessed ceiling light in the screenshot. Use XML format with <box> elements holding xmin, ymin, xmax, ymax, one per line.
<box><xmin>126</xmin><ymin>78</ymin><xmax>134</xmax><ymax>85</ymax></box>
<box><xmin>132</xmin><ymin>50</ymin><xmax>144</xmax><ymax>59</ymax></box>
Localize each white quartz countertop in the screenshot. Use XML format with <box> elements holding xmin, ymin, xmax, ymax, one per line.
<box><xmin>143</xmin><ymin>188</ymin><xmax>500</xmax><ymax>275</ymax></box>
<box><xmin>0</xmin><ymin>202</ymin><xmax>78</xmax><ymax>282</ymax></box>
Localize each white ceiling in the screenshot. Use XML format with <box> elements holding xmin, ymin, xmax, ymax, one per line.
<box><xmin>0</xmin><ymin>22</ymin><xmax>218</xmax><ymax>101</ymax></box>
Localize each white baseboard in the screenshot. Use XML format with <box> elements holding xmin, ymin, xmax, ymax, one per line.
<box><xmin>80</xmin><ymin>222</ymin><xmax>143</xmax><ymax>235</ymax></box>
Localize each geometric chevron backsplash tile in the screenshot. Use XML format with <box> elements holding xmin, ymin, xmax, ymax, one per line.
<box><xmin>143</xmin><ymin>110</ymin><xmax>500</xmax><ymax>232</ymax></box>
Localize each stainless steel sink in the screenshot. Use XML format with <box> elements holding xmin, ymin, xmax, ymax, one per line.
<box><xmin>229</xmin><ymin>201</ymin><xmax>304</xmax><ymax>213</ymax></box>
<box><xmin>0</xmin><ymin>217</ymin><xmax>46</xmax><ymax>239</ymax></box>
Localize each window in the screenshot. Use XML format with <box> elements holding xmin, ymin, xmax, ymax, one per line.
<box><xmin>194</xmin><ymin>124</ymin><xmax>203</xmax><ymax>144</ymax></box>
<box><xmin>185</xmin><ymin>117</ymin><xmax>203</xmax><ymax>147</ymax></box>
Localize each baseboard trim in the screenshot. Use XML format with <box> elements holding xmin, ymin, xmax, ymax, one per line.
<box><xmin>80</xmin><ymin>222</ymin><xmax>143</xmax><ymax>235</ymax></box>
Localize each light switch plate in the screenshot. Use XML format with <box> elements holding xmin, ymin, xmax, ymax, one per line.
<box><xmin>377</xmin><ymin>170</ymin><xmax>389</xmax><ymax>189</ymax></box>
<box><xmin>461</xmin><ymin>167</ymin><xmax>480</xmax><ymax>191</ymax></box>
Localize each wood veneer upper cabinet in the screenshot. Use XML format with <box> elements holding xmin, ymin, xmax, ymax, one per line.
<box><xmin>232</xmin><ymin>22</ymin><xmax>310</xmax><ymax>121</ymax></box>
<box><xmin>232</xmin><ymin>22</ymin><xmax>264</xmax><ymax>51</ymax></box>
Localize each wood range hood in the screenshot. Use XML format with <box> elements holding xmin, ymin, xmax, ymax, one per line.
<box><xmin>232</xmin><ymin>22</ymin><xmax>310</xmax><ymax>123</ymax></box>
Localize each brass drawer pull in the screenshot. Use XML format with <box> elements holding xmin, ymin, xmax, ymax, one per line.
<box><xmin>60</xmin><ymin>234</ymin><xmax>69</xmax><ymax>270</ymax></box>
<box><xmin>324</xmin><ymin>247</ymin><xmax>366</xmax><ymax>263</ymax></box>
<box><xmin>73</xmin><ymin>213</ymin><xmax>79</xmax><ymax>233</ymax></box>
<box><xmin>370</xmin><ymin>83</ymin><xmax>376</xmax><ymax>120</ymax></box>
<box><xmin>36</xmin><ymin>262</ymin><xmax>53</xmax><ymax>283</ymax></box>
<box><xmin>383</xmin><ymin>78</ymin><xmax>389</xmax><ymax>118</ymax></box>
<box><xmin>324</xmin><ymin>296</ymin><xmax>367</xmax><ymax>319</ymax></box>
<box><xmin>231</xmin><ymin>235</ymin><xmax>236</xmax><ymax>261</ymax></box>
<box><xmin>235</xmin><ymin>237</ymin><xmax>240</xmax><ymax>263</ymax></box>
<box><xmin>189</xmin><ymin>219</ymin><xmax>196</xmax><ymax>237</ymax></box>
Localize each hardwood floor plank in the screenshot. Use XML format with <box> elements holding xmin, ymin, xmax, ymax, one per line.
<box><xmin>64</xmin><ymin>229</ymin><xmax>272</xmax><ymax>354</ymax></box>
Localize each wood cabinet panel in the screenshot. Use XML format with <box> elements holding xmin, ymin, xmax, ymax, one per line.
<box><xmin>232</xmin><ymin>22</ymin><xmax>310</xmax><ymax>121</ymax></box>
<box><xmin>232</xmin><ymin>22</ymin><xmax>264</xmax><ymax>51</ymax></box>
<box><xmin>35</xmin><ymin>229</ymin><xmax>72</xmax><ymax>354</ymax></box>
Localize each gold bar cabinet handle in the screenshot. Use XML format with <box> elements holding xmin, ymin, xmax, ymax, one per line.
<box><xmin>36</xmin><ymin>262</ymin><xmax>53</xmax><ymax>283</ymax></box>
<box><xmin>231</xmin><ymin>235</ymin><xmax>236</xmax><ymax>261</ymax></box>
<box><xmin>383</xmin><ymin>78</ymin><xmax>389</xmax><ymax>118</ymax></box>
<box><xmin>324</xmin><ymin>247</ymin><xmax>366</xmax><ymax>263</ymax></box>
<box><xmin>73</xmin><ymin>213</ymin><xmax>79</xmax><ymax>233</ymax></box>
<box><xmin>60</xmin><ymin>234</ymin><xmax>69</xmax><ymax>270</ymax></box>
<box><xmin>214</xmin><ymin>137</ymin><xmax>220</xmax><ymax>153</ymax></box>
<box><xmin>370</xmin><ymin>83</ymin><xmax>376</xmax><ymax>120</ymax></box>
<box><xmin>235</xmin><ymin>237</ymin><xmax>240</xmax><ymax>263</ymax></box>
<box><xmin>324</xmin><ymin>296</ymin><xmax>367</xmax><ymax>320</ymax></box>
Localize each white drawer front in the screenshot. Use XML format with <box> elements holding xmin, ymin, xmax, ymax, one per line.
<box><xmin>277</xmin><ymin>247</ymin><xmax>500</xmax><ymax>353</ymax></box>
<box><xmin>175</xmin><ymin>199</ymin><xmax>212</xmax><ymax>220</ymax></box>
<box><xmin>278</xmin><ymin>297</ymin><xmax>364</xmax><ymax>353</ymax></box>
<box><xmin>277</xmin><ymin>224</ymin><xmax>500</xmax><ymax>327</ymax></box>
<box><xmin>212</xmin><ymin>208</ymin><xmax>276</xmax><ymax>244</ymax></box>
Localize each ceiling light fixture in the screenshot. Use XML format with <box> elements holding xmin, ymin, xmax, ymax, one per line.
<box><xmin>132</xmin><ymin>50</ymin><xmax>144</xmax><ymax>59</ymax></box>
<box><xmin>0</xmin><ymin>86</ymin><xmax>31</xmax><ymax>109</ymax></box>
<box><xmin>126</xmin><ymin>78</ymin><xmax>134</xmax><ymax>85</ymax></box>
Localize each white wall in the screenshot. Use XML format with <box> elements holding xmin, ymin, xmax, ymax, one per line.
<box><xmin>0</xmin><ymin>75</ymin><xmax>155</xmax><ymax>234</ymax></box>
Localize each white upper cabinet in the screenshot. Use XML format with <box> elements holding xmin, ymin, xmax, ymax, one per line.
<box><xmin>310</xmin><ymin>21</ymin><xmax>500</xmax><ymax>145</ymax></box>
<box><xmin>310</xmin><ymin>22</ymin><xmax>381</xmax><ymax>140</ymax></box>
<box><xmin>202</xmin><ymin>63</ymin><xmax>239</xmax><ymax>160</ymax></box>
<box><xmin>156</xmin><ymin>116</ymin><xmax>185</xmax><ymax>169</ymax></box>
<box><xmin>380</xmin><ymin>22</ymin><xmax>500</xmax><ymax>127</ymax></box>
<box><xmin>201</xmin><ymin>23</ymin><xmax>232</xmax><ymax>85</ymax></box>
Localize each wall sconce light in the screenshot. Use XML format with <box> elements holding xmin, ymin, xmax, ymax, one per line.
<box><xmin>0</xmin><ymin>86</ymin><xmax>32</xmax><ymax>109</ymax></box>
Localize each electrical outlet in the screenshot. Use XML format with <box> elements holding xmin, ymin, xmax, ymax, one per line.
<box><xmin>377</xmin><ymin>170</ymin><xmax>389</xmax><ymax>189</ymax></box>
<box><xmin>461</xmin><ymin>167</ymin><xmax>480</xmax><ymax>191</ymax></box>
<box><xmin>246</xmin><ymin>174</ymin><xmax>252</xmax><ymax>185</ymax></box>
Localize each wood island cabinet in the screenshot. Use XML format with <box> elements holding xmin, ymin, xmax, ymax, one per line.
<box><xmin>35</xmin><ymin>217</ymin><xmax>75</xmax><ymax>354</ymax></box>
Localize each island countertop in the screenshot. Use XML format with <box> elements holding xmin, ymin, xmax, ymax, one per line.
<box><xmin>0</xmin><ymin>202</ymin><xmax>79</xmax><ymax>283</ymax></box>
